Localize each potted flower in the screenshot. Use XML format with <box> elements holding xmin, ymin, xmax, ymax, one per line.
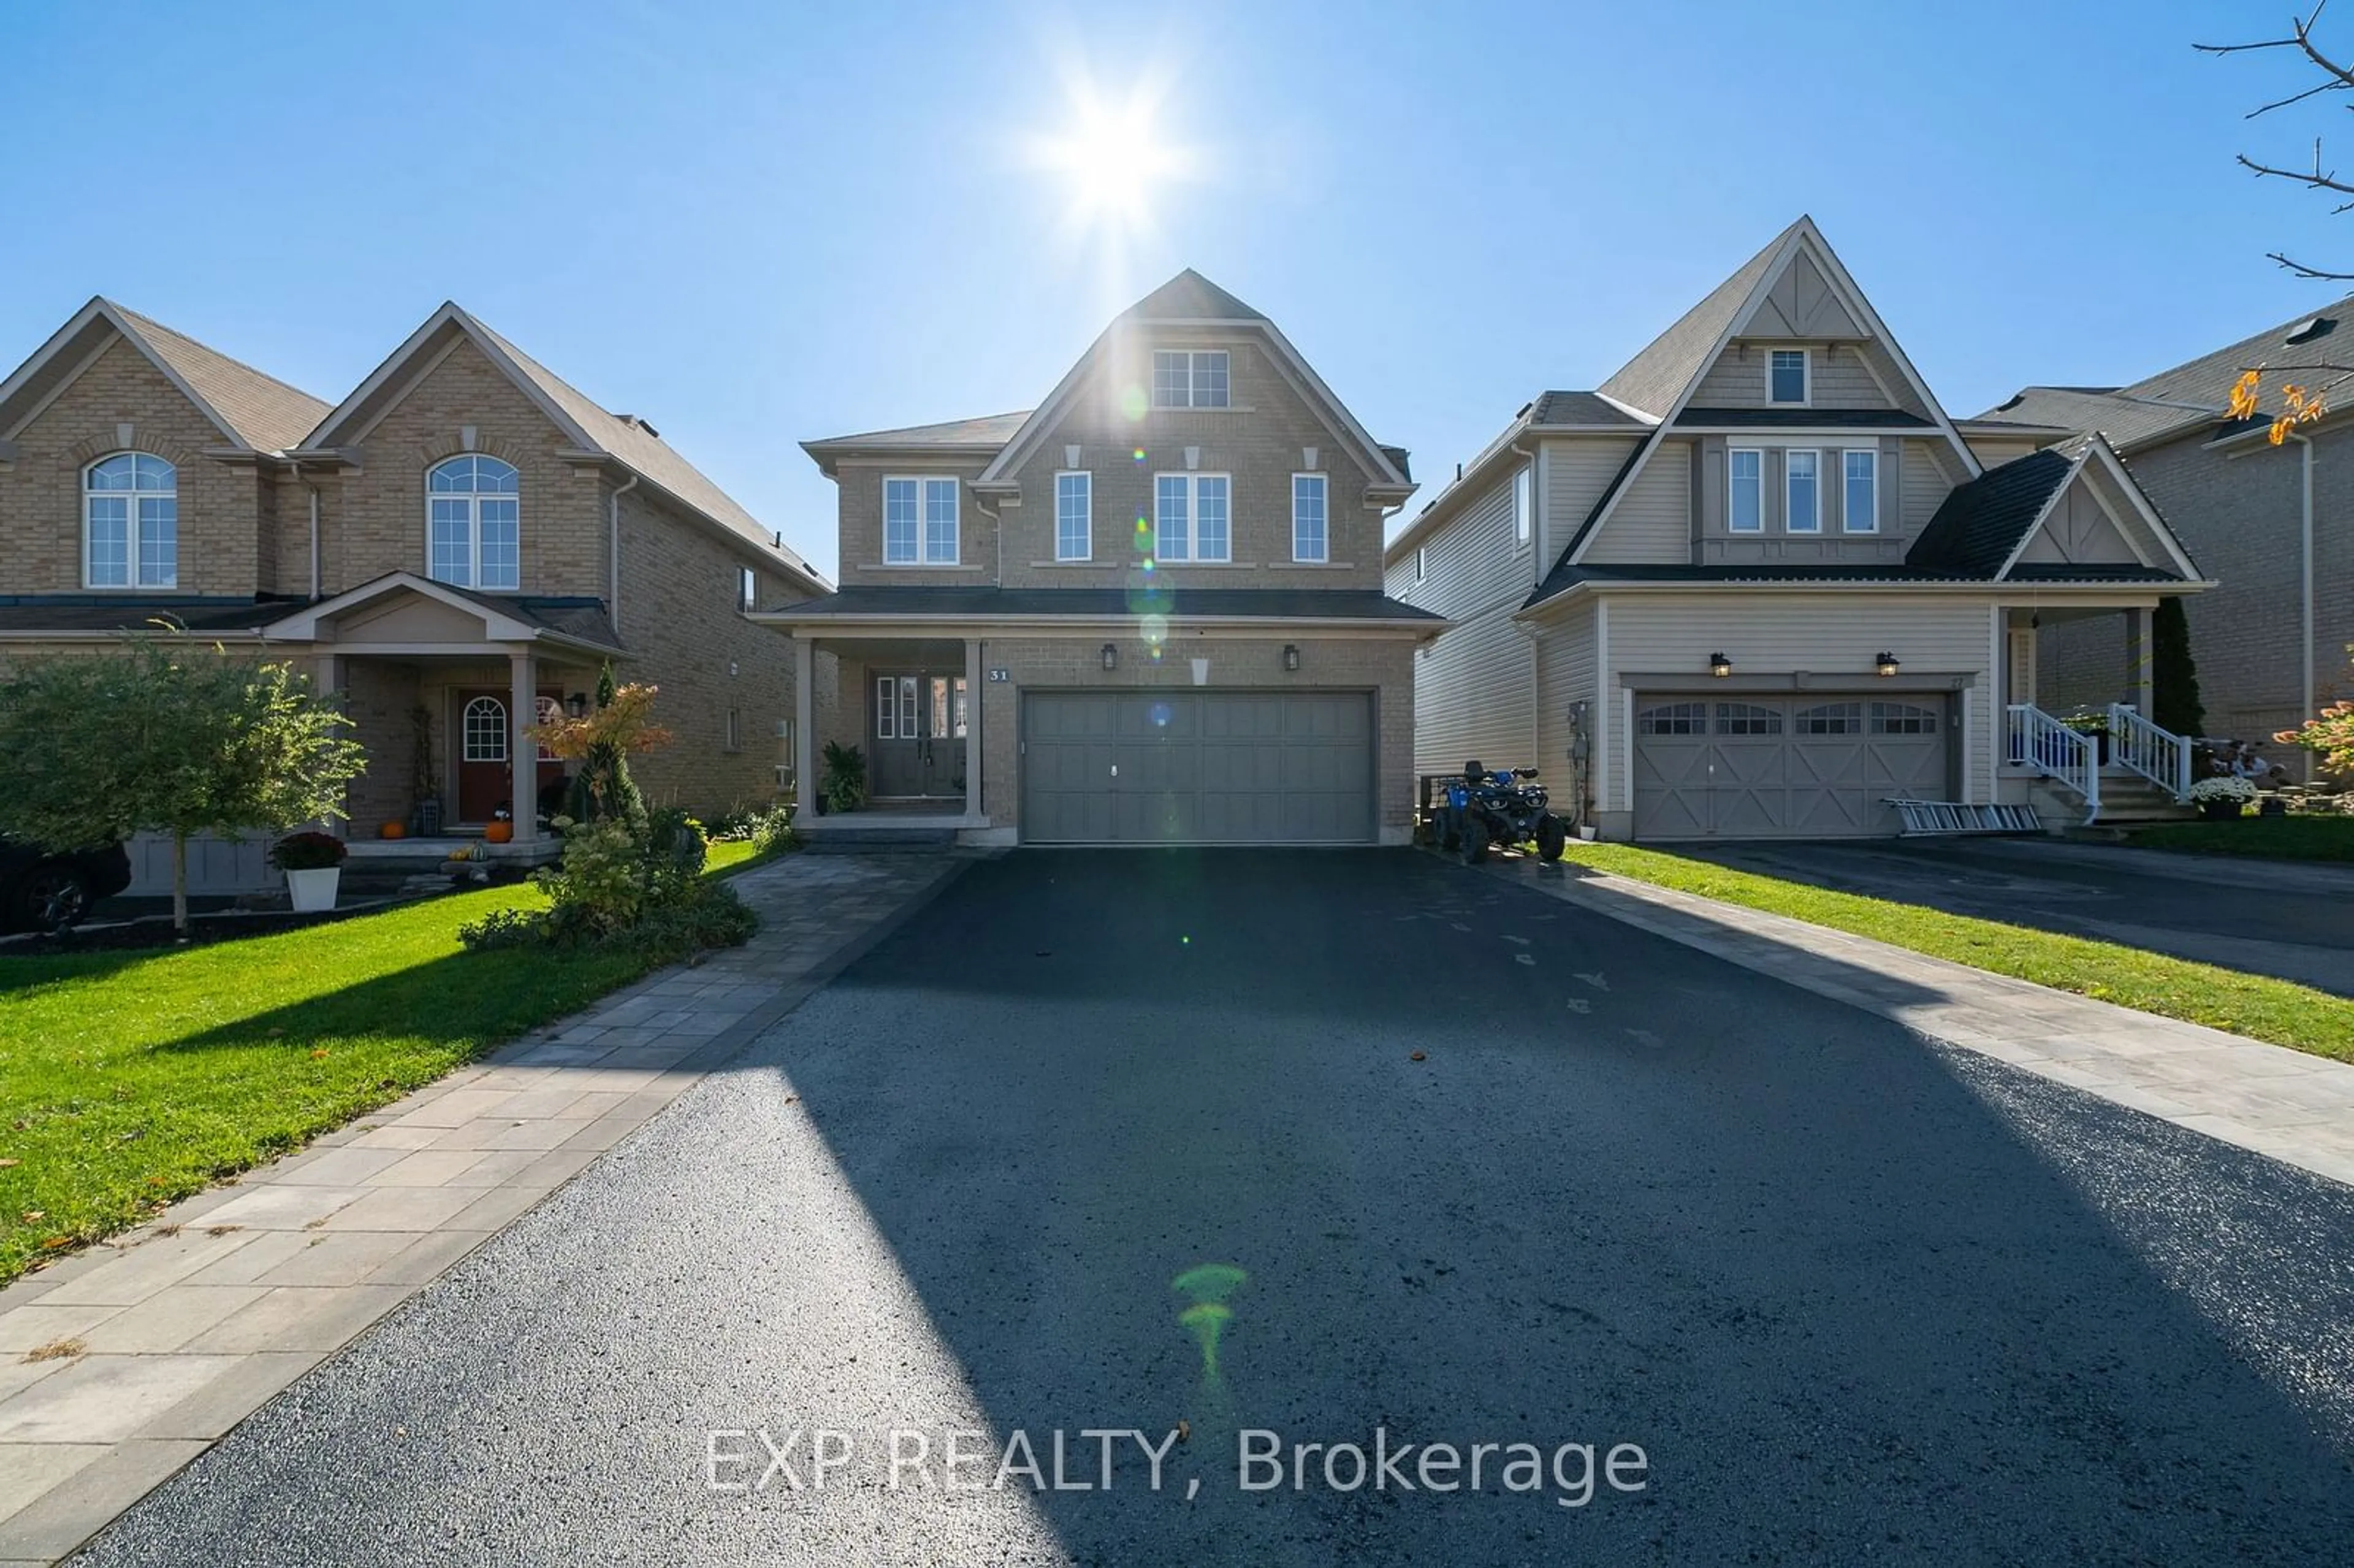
<box><xmin>2187</xmin><ymin>776</ymin><xmax>2257</xmax><ymax>822</ymax></box>
<box><xmin>2060</xmin><ymin>709</ymin><xmax>2112</xmax><ymax>766</ymax></box>
<box><xmin>270</xmin><ymin>830</ymin><xmax>348</xmax><ymax>911</ymax></box>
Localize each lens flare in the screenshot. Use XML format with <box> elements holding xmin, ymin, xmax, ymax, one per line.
<box><xmin>1173</xmin><ymin>1263</ymin><xmax>1248</xmax><ymax>1381</ymax></box>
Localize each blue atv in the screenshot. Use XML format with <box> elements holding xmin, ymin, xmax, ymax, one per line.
<box><xmin>1435</xmin><ymin>760</ymin><xmax>1569</xmax><ymax>865</ymax></box>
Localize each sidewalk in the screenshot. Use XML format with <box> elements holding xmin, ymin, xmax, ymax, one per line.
<box><xmin>1480</xmin><ymin>856</ymin><xmax>2354</xmax><ymax>1189</ymax></box>
<box><xmin>0</xmin><ymin>850</ymin><xmax>970</xmax><ymax>1564</ymax></box>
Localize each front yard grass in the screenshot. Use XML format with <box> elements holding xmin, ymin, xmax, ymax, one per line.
<box><xmin>1551</xmin><ymin>842</ymin><xmax>2354</xmax><ymax>1066</ymax></box>
<box><xmin>0</xmin><ymin>854</ymin><xmax>763</xmax><ymax>1285</ymax></box>
<box><xmin>2127</xmin><ymin>813</ymin><xmax>2354</xmax><ymax>863</ymax></box>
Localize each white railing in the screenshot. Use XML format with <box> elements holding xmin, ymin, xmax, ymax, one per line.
<box><xmin>2005</xmin><ymin>704</ymin><xmax>2100</xmax><ymax>823</ymax></box>
<box><xmin>2106</xmin><ymin>703</ymin><xmax>2192</xmax><ymax>801</ymax></box>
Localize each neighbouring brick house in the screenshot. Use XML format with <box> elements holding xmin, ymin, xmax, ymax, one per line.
<box><xmin>0</xmin><ymin>297</ymin><xmax>829</xmax><ymax>879</ymax></box>
<box><xmin>1987</xmin><ymin>302</ymin><xmax>2354</xmax><ymax>767</ymax></box>
<box><xmin>758</xmin><ymin>270</ymin><xmax>1443</xmax><ymax>845</ymax></box>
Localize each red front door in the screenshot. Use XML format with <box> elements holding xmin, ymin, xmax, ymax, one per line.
<box><xmin>454</xmin><ymin>690</ymin><xmax>566</xmax><ymax>824</ymax></box>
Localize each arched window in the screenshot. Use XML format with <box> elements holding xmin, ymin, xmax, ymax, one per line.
<box><xmin>462</xmin><ymin>696</ymin><xmax>509</xmax><ymax>763</ymax></box>
<box><xmin>427</xmin><ymin>455</ymin><xmax>520</xmax><ymax>590</ymax></box>
<box><xmin>85</xmin><ymin>453</ymin><xmax>177</xmax><ymax>588</ymax></box>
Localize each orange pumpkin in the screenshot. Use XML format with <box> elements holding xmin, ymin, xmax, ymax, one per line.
<box><xmin>379</xmin><ymin>821</ymin><xmax>407</xmax><ymax>840</ymax></box>
<box><xmin>482</xmin><ymin>820</ymin><xmax>514</xmax><ymax>844</ymax></box>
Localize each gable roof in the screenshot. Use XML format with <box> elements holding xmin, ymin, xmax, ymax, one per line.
<box><xmin>256</xmin><ymin>570</ymin><xmax>627</xmax><ymax>652</ymax></box>
<box><xmin>801</xmin><ymin>411</ymin><xmax>1032</xmax><ymax>474</ymax></box>
<box><xmin>1529</xmin><ymin>391</ymin><xmax>1653</xmax><ymax>428</ymax></box>
<box><xmin>302</xmin><ymin>304</ymin><xmax>825</xmax><ymax>588</ymax></box>
<box><xmin>0</xmin><ymin>297</ymin><xmax>330</xmax><ymax>454</ymax></box>
<box><xmin>1596</xmin><ymin>221</ymin><xmax>1800</xmax><ymax>419</ymax></box>
<box><xmin>1905</xmin><ymin>446</ymin><xmax>2081</xmax><ymax>578</ymax></box>
<box><xmin>1122</xmin><ymin>268</ymin><xmax>1267</xmax><ymax>322</ymax></box>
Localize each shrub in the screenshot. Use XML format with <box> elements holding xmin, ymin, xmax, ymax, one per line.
<box><xmin>454</xmin><ymin>905</ymin><xmax>547</xmax><ymax>949</ymax></box>
<box><xmin>2189</xmin><ymin>776</ymin><xmax>2259</xmax><ymax>805</ymax></box>
<box><xmin>457</xmin><ymin>809</ymin><xmax>753</xmax><ymax>960</ymax></box>
<box><xmin>707</xmin><ymin>802</ymin><xmax>794</xmax><ymax>852</ymax></box>
<box><xmin>269</xmin><ymin>831</ymin><xmax>348</xmax><ymax>870</ymax></box>
<box><xmin>820</xmin><ymin>741</ymin><xmax>867</xmax><ymax>814</ymax></box>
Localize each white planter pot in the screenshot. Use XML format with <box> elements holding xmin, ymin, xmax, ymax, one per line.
<box><xmin>285</xmin><ymin>867</ymin><xmax>340</xmax><ymax>913</ymax></box>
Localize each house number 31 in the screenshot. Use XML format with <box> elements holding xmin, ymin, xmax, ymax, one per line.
<box><xmin>988</xmin><ymin>668</ymin><xmax>1011</xmax><ymax>682</ymax></box>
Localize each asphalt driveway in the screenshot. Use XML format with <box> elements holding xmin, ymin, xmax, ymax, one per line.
<box><xmin>78</xmin><ymin>851</ymin><xmax>2354</xmax><ymax>1565</ymax></box>
<box><xmin>1670</xmin><ymin>835</ymin><xmax>2354</xmax><ymax>996</ymax></box>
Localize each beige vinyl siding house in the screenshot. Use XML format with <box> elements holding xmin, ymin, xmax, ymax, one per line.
<box><xmin>1385</xmin><ymin>467</ymin><xmax>1533</xmax><ymax>775</ymax></box>
<box><xmin>1387</xmin><ymin>216</ymin><xmax>2207</xmax><ymax>841</ymax></box>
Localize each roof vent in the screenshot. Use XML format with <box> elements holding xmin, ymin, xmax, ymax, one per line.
<box><xmin>2285</xmin><ymin>316</ymin><xmax>2337</xmax><ymax>346</ymax></box>
<box><xmin>617</xmin><ymin>413</ymin><xmax>661</xmax><ymax>438</ymax></box>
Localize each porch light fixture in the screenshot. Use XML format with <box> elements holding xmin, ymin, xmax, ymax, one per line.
<box><xmin>1875</xmin><ymin>651</ymin><xmax>1900</xmax><ymax>677</ymax></box>
<box><xmin>563</xmin><ymin>691</ymin><xmax>590</xmax><ymax>718</ymax></box>
<box><xmin>1101</xmin><ymin>642</ymin><xmax>1118</xmax><ymax>671</ymax></box>
<box><xmin>1282</xmin><ymin>644</ymin><xmax>1301</xmax><ymax>672</ymax></box>
<box><xmin>1708</xmin><ymin>652</ymin><xmax>1732</xmax><ymax>678</ymax></box>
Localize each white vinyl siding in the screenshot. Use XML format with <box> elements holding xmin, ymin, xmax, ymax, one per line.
<box><xmin>1533</xmin><ymin>598</ymin><xmax>1599</xmax><ymax>813</ymax></box>
<box><xmin>1540</xmin><ymin>436</ymin><xmax>1644</xmax><ymax>570</ymax></box>
<box><xmin>1900</xmin><ymin>440</ymin><xmax>1956</xmax><ymax>536</ymax></box>
<box><xmin>1594</xmin><ymin>593</ymin><xmax>1995</xmax><ymax>816</ymax></box>
<box><xmin>1403</xmin><ymin>470</ymin><xmax>1536</xmax><ymax>775</ymax></box>
<box><xmin>1582</xmin><ymin>440</ymin><xmax>1693</xmax><ymax>563</ymax></box>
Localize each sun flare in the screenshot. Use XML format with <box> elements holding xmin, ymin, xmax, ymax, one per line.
<box><xmin>1035</xmin><ymin>85</ymin><xmax>1189</xmax><ymax>231</ymax></box>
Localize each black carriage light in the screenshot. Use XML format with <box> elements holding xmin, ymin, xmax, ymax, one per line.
<box><xmin>1282</xmin><ymin>644</ymin><xmax>1301</xmax><ymax>672</ymax></box>
<box><xmin>1876</xmin><ymin>651</ymin><xmax>1900</xmax><ymax>677</ymax></box>
<box><xmin>1101</xmin><ymin>642</ymin><xmax>1118</xmax><ymax>671</ymax></box>
<box><xmin>563</xmin><ymin>691</ymin><xmax>590</xmax><ymax>718</ymax></box>
<box><xmin>1708</xmin><ymin>652</ymin><xmax>1732</xmax><ymax>678</ymax></box>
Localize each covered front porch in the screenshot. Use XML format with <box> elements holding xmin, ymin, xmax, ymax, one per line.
<box><xmin>1998</xmin><ymin>598</ymin><xmax>2200</xmax><ymax>826</ymax></box>
<box><xmin>787</xmin><ymin>633</ymin><xmax>993</xmax><ymax>845</ymax></box>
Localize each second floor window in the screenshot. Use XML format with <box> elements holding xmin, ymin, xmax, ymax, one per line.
<box><xmin>1151</xmin><ymin>349</ymin><xmax>1230</xmax><ymax>408</ymax></box>
<box><xmin>883</xmin><ymin>476</ymin><xmax>959</xmax><ymax>563</ymax></box>
<box><xmin>1513</xmin><ymin>465</ymin><xmax>1533</xmax><ymax>546</ymax></box>
<box><xmin>1843</xmin><ymin>450</ymin><xmax>1879</xmax><ymax>533</ymax></box>
<box><xmin>1055</xmin><ymin>471</ymin><xmax>1092</xmax><ymax>561</ymax></box>
<box><xmin>1154</xmin><ymin>473</ymin><xmax>1230</xmax><ymax>561</ymax></box>
<box><xmin>740</xmin><ymin>566</ymin><xmax>757</xmax><ymax>610</ymax></box>
<box><xmin>1728</xmin><ymin>449</ymin><xmax>1762</xmax><ymax>533</ymax></box>
<box><xmin>1769</xmin><ymin>349</ymin><xmax>1808</xmax><ymax>405</ymax></box>
<box><xmin>1292</xmin><ymin>473</ymin><xmax>1328</xmax><ymax>562</ymax></box>
<box><xmin>85</xmin><ymin>452</ymin><xmax>176</xmax><ymax>588</ymax></box>
<box><xmin>427</xmin><ymin>454</ymin><xmax>520</xmax><ymax>590</ymax></box>
<box><xmin>1786</xmin><ymin>449</ymin><xmax>1821</xmax><ymax>533</ymax></box>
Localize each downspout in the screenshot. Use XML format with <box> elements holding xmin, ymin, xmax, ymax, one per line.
<box><xmin>608</xmin><ymin>473</ymin><xmax>639</xmax><ymax>635</ymax></box>
<box><xmin>290</xmin><ymin>459</ymin><xmax>320</xmax><ymax>599</ymax></box>
<box><xmin>2287</xmin><ymin>433</ymin><xmax>2315</xmax><ymax>748</ymax></box>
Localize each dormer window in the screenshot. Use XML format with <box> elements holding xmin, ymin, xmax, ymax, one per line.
<box><xmin>1769</xmin><ymin>349</ymin><xmax>1808</xmax><ymax>405</ymax></box>
<box><xmin>84</xmin><ymin>453</ymin><xmax>177</xmax><ymax>588</ymax></box>
<box><xmin>1152</xmin><ymin>350</ymin><xmax>1230</xmax><ymax>409</ymax></box>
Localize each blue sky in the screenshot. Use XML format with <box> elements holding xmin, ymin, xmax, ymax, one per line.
<box><xmin>1</xmin><ymin>1</ymin><xmax>2343</xmax><ymax>581</ymax></box>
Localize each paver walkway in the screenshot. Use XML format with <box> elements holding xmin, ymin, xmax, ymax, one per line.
<box><xmin>1482</xmin><ymin>854</ymin><xmax>2354</xmax><ymax>1187</ymax></box>
<box><xmin>0</xmin><ymin>850</ymin><xmax>969</xmax><ymax>1564</ymax></box>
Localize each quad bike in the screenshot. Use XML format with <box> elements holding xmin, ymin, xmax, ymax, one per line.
<box><xmin>1433</xmin><ymin>760</ymin><xmax>1570</xmax><ymax>865</ymax></box>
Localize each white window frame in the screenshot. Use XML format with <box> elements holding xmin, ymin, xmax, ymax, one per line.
<box><xmin>1054</xmin><ymin>470</ymin><xmax>1092</xmax><ymax>561</ymax></box>
<box><xmin>1413</xmin><ymin>545</ymin><xmax>1426</xmax><ymax>583</ymax></box>
<box><xmin>1512</xmin><ymin>465</ymin><xmax>1533</xmax><ymax>548</ymax></box>
<box><xmin>882</xmin><ymin>475</ymin><xmax>959</xmax><ymax>565</ymax></box>
<box><xmin>1152</xmin><ymin>472</ymin><xmax>1232</xmax><ymax>562</ymax></box>
<box><xmin>739</xmin><ymin>566</ymin><xmax>757</xmax><ymax>610</ymax></box>
<box><xmin>1769</xmin><ymin>348</ymin><xmax>1810</xmax><ymax>406</ymax></box>
<box><xmin>1842</xmin><ymin>449</ymin><xmax>1879</xmax><ymax>535</ymax></box>
<box><xmin>461</xmin><ymin>695</ymin><xmax>508</xmax><ymax>763</ymax></box>
<box><xmin>82</xmin><ymin>452</ymin><xmax>177</xmax><ymax>588</ymax></box>
<box><xmin>425</xmin><ymin>454</ymin><xmax>521</xmax><ymax>590</ymax></box>
<box><xmin>1727</xmin><ymin>448</ymin><xmax>1764</xmax><ymax>533</ymax></box>
<box><xmin>1150</xmin><ymin>349</ymin><xmax>1232</xmax><ymax>409</ymax></box>
<box><xmin>1290</xmin><ymin>472</ymin><xmax>1328</xmax><ymax>563</ymax></box>
<box><xmin>1785</xmin><ymin>449</ymin><xmax>1822</xmax><ymax>534</ymax></box>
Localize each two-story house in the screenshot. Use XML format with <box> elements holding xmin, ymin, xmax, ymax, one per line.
<box><xmin>0</xmin><ymin>297</ymin><xmax>829</xmax><ymax>881</ymax></box>
<box><xmin>760</xmin><ymin>270</ymin><xmax>1442</xmax><ymax>845</ymax></box>
<box><xmin>1986</xmin><ymin>301</ymin><xmax>2354</xmax><ymax>767</ymax></box>
<box><xmin>1384</xmin><ymin>218</ymin><xmax>2208</xmax><ymax>841</ymax></box>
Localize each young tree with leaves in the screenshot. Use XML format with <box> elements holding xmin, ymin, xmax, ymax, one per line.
<box><xmin>0</xmin><ymin>636</ymin><xmax>367</xmax><ymax>937</ymax></box>
<box><xmin>527</xmin><ymin>663</ymin><xmax>669</xmax><ymax>829</ymax></box>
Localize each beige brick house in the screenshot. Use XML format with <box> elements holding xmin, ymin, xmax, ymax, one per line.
<box><xmin>0</xmin><ymin>297</ymin><xmax>829</xmax><ymax>874</ymax></box>
<box><xmin>758</xmin><ymin>271</ymin><xmax>1443</xmax><ymax>845</ymax></box>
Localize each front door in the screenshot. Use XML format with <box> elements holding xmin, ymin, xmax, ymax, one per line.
<box><xmin>869</xmin><ymin>672</ymin><xmax>967</xmax><ymax>799</ymax></box>
<box><xmin>454</xmin><ymin>690</ymin><xmax>566</xmax><ymax>824</ymax></box>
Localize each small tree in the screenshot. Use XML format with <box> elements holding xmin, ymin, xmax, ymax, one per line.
<box><xmin>2152</xmin><ymin>596</ymin><xmax>2207</xmax><ymax>737</ymax></box>
<box><xmin>2277</xmin><ymin>645</ymin><xmax>2354</xmax><ymax>775</ymax></box>
<box><xmin>0</xmin><ymin>636</ymin><xmax>367</xmax><ymax>936</ymax></box>
<box><xmin>527</xmin><ymin>664</ymin><xmax>668</xmax><ymax>829</ymax></box>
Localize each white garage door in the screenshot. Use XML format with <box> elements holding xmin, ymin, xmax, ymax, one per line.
<box><xmin>1632</xmin><ymin>695</ymin><xmax>1950</xmax><ymax>839</ymax></box>
<box><xmin>1023</xmin><ymin>690</ymin><xmax>1375</xmax><ymax>844</ymax></box>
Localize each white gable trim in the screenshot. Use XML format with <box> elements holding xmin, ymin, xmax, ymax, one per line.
<box><xmin>1992</xmin><ymin>451</ymin><xmax>2095</xmax><ymax>579</ymax></box>
<box><xmin>302</xmin><ymin>304</ymin><xmax>602</xmax><ymax>457</ymax></box>
<box><xmin>0</xmin><ymin>299</ymin><xmax>248</xmax><ymax>449</ymax></box>
<box><xmin>261</xmin><ymin>571</ymin><xmax>544</xmax><ymax>643</ymax></box>
<box><xmin>2079</xmin><ymin>438</ymin><xmax>2201</xmax><ymax>579</ymax></box>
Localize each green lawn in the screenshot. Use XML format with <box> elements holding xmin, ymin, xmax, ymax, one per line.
<box><xmin>1548</xmin><ymin>842</ymin><xmax>2354</xmax><ymax>1065</ymax></box>
<box><xmin>2127</xmin><ymin>813</ymin><xmax>2354</xmax><ymax>863</ymax></box>
<box><xmin>0</xmin><ymin>846</ymin><xmax>771</xmax><ymax>1284</ymax></box>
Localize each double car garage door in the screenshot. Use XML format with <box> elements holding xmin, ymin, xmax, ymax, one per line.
<box><xmin>1633</xmin><ymin>695</ymin><xmax>1950</xmax><ymax>839</ymax></box>
<box><xmin>1023</xmin><ymin>690</ymin><xmax>1374</xmax><ymax>844</ymax></box>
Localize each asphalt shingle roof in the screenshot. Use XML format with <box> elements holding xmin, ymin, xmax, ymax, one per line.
<box><xmin>0</xmin><ymin>595</ymin><xmax>303</xmax><ymax>635</ymax></box>
<box><xmin>1904</xmin><ymin>447</ymin><xmax>2078</xmax><ymax>578</ymax></box>
<box><xmin>771</xmin><ymin>586</ymin><xmax>1442</xmax><ymax>622</ymax></box>
<box><xmin>1530</xmin><ymin>392</ymin><xmax>1651</xmax><ymax>427</ymax></box>
<box><xmin>1596</xmin><ymin>219</ymin><xmax>1800</xmax><ymax>417</ymax></box>
<box><xmin>803</xmin><ymin>411</ymin><xmax>1032</xmax><ymax>450</ymax></box>
<box><xmin>1121</xmin><ymin>268</ymin><xmax>1267</xmax><ymax>322</ymax></box>
<box><xmin>112</xmin><ymin>305</ymin><xmax>330</xmax><ymax>453</ymax></box>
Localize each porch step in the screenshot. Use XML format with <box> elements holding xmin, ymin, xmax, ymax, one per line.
<box><xmin>800</xmin><ymin>828</ymin><xmax>958</xmax><ymax>854</ymax></box>
<box><xmin>2022</xmin><ymin>773</ymin><xmax>2196</xmax><ymax>828</ymax></box>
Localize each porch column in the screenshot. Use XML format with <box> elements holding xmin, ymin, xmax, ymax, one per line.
<box><xmin>508</xmin><ymin>648</ymin><xmax>538</xmax><ymax>845</ymax></box>
<box><xmin>2125</xmin><ymin>606</ymin><xmax>2153</xmax><ymax>715</ymax></box>
<box><xmin>314</xmin><ymin>653</ymin><xmax>345</xmax><ymax>832</ymax></box>
<box><xmin>964</xmin><ymin>636</ymin><xmax>982</xmax><ymax>821</ymax></box>
<box><xmin>793</xmin><ymin>635</ymin><xmax>816</xmax><ymax>819</ymax></box>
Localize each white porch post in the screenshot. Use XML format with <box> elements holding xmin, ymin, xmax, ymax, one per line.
<box><xmin>793</xmin><ymin>635</ymin><xmax>816</xmax><ymax>818</ymax></box>
<box><xmin>508</xmin><ymin>648</ymin><xmax>537</xmax><ymax>845</ymax></box>
<box><xmin>314</xmin><ymin>652</ymin><xmax>345</xmax><ymax>831</ymax></box>
<box><xmin>964</xmin><ymin>637</ymin><xmax>982</xmax><ymax>821</ymax></box>
<box><xmin>2125</xmin><ymin>606</ymin><xmax>2153</xmax><ymax>715</ymax></box>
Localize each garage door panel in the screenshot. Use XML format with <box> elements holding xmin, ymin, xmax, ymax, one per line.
<box><xmin>1633</xmin><ymin>693</ymin><xmax>1949</xmax><ymax>840</ymax></box>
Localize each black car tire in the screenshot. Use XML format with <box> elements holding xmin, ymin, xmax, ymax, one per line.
<box><xmin>14</xmin><ymin>866</ymin><xmax>91</xmax><ymax>932</ymax></box>
<box><xmin>1536</xmin><ymin>815</ymin><xmax>1569</xmax><ymax>862</ymax></box>
<box><xmin>1436</xmin><ymin>806</ymin><xmax>1461</xmax><ymax>853</ymax></box>
<box><xmin>1460</xmin><ymin>816</ymin><xmax>1489</xmax><ymax>866</ymax></box>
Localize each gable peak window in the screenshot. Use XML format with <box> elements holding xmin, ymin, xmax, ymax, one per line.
<box><xmin>1291</xmin><ymin>472</ymin><xmax>1328</xmax><ymax>562</ymax></box>
<box><xmin>1152</xmin><ymin>471</ymin><xmax>1230</xmax><ymax>561</ymax></box>
<box><xmin>1151</xmin><ymin>349</ymin><xmax>1231</xmax><ymax>409</ymax></box>
<box><xmin>84</xmin><ymin>452</ymin><xmax>177</xmax><ymax>588</ymax></box>
<box><xmin>883</xmin><ymin>476</ymin><xmax>959</xmax><ymax>564</ymax></box>
<box><xmin>427</xmin><ymin>454</ymin><xmax>520</xmax><ymax>590</ymax></box>
<box><xmin>1769</xmin><ymin>348</ymin><xmax>1808</xmax><ymax>405</ymax></box>
<box><xmin>1054</xmin><ymin>470</ymin><xmax>1092</xmax><ymax>561</ymax></box>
